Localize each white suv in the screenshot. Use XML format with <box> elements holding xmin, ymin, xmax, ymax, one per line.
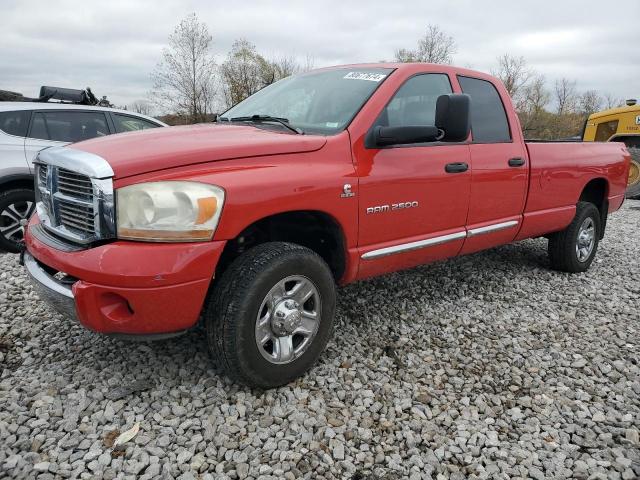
<box><xmin>0</xmin><ymin>101</ymin><xmax>167</xmax><ymax>252</ymax></box>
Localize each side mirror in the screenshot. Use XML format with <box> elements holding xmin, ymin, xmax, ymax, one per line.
<box><xmin>374</xmin><ymin>125</ymin><xmax>440</xmax><ymax>147</ymax></box>
<box><xmin>435</xmin><ymin>94</ymin><xmax>471</xmax><ymax>142</ymax></box>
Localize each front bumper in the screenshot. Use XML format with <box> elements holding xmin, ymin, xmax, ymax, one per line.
<box><xmin>24</xmin><ymin>217</ymin><xmax>225</xmax><ymax>336</ymax></box>
<box><xmin>24</xmin><ymin>251</ymin><xmax>78</xmax><ymax>321</ymax></box>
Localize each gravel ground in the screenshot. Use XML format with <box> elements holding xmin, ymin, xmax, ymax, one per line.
<box><xmin>1</xmin><ymin>200</ymin><xmax>639</xmax><ymax>480</ymax></box>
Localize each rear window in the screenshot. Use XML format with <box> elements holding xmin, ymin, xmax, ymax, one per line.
<box><xmin>0</xmin><ymin>110</ymin><xmax>31</xmax><ymax>137</ymax></box>
<box><xmin>458</xmin><ymin>76</ymin><xmax>511</xmax><ymax>143</ymax></box>
<box><xmin>29</xmin><ymin>111</ymin><xmax>109</xmax><ymax>143</ymax></box>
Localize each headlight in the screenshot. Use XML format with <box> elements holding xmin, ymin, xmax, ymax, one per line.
<box><xmin>116</xmin><ymin>181</ymin><xmax>225</xmax><ymax>242</ymax></box>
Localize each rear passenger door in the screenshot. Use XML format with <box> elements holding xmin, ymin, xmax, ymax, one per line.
<box><xmin>24</xmin><ymin>110</ymin><xmax>111</xmax><ymax>165</ymax></box>
<box><xmin>457</xmin><ymin>76</ymin><xmax>528</xmax><ymax>255</ymax></box>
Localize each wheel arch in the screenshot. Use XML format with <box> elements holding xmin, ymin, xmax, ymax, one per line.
<box><xmin>0</xmin><ymin>174</ymin><xmax>34</xmax><ymax>193</ymax></box>
<box><xmin>579</xmin><ymin>177</ymin><xmax>609</xmax><ymax>239</ymax></box>
<box><xmin>609</xmin><ymin>135</ymin><xmax>640</xmax><ymax>148</ymax></box>
<box><xmin>215</xmin><ymin>209</ymin><xmax>348</xmax><ymax>282</ymax></box>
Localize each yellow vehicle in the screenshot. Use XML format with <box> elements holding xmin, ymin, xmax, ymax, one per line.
<box><xmin>583</xmin><ymin>99</ymin><xmax>640</xmax><ymax>198</ymax></box>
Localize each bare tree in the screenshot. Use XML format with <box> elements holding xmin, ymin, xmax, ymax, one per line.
<box><xmin>394</xmin><ymin>24</ymin><xmax>457</xmax><ymax>64</ymax></box>
<box><xmin>268</xmin><ymin>56</ymin><xmax>299</xmax><ymax>82</ymax></box>
<box><xmin>301</xmin><ymin>54</ymin><xmax>315</xmax><ymax>72</ymax></box>
<box><xmin>554</xmin><ymin>78</ymin><xmax>577</xmax><ymax>115</ymax></box>
<box><xmin>394</xmin><ymin>48</ymin><xmax>419</xmax><ymax>63</ymax></box>
<box><xmin>604</xmin><ymin>93</ymin><xmax>622</xmax><ymax>110</ymax></box>
<box><xmin>129</xmin><ymin>100</ymin><xmax>153</xmax><ymax>116</ymax></box>
<box><xmin>492</xmin><ymin>54</ymin><xmax>532</xmax><ymax>99</ymax></box>
<box><xmin>517</xmin><ymin>75</ymin><xmax>551</xmax><ymax>137</ymax></box>
<box><xmin>522</xmin><ymin>76</ymin><xmax>550</xmax><ymax>113</ymax></box>
<box><xmin>151</xmin><ymin>13</ymin><xmax>217</xmax><ymax>123</ymax></box>
<box><xmin>579</xmin><ymin>90</ymin><xmax>603</xmax><ymax>115</ymax></box>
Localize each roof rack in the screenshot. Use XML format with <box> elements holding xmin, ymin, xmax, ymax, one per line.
<box><xmin>0</xmin><ymin>86</ymin><xmax>100</xmax><ymax>105</ymax></box>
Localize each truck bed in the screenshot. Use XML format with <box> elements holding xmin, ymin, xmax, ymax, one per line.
<box><xmin>516</xmin><ymin>141</ymin><xmax>630</xmax><ymax>240</ymax></box>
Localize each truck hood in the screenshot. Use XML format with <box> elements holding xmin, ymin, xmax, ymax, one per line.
<box><xmin>73</xmin><ymin>124</ymin><xmax>327</xmax><ymax>179</ymax></box>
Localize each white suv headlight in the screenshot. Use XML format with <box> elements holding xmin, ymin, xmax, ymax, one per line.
<box><xmin>116</xmin><ymin>181</ymin><xmax>225</xmax><ymax>242</ymax></box>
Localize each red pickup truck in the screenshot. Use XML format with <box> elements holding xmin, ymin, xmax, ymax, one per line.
<box><xmin>23</xmin><ymin>63</ymin><xmax>630</xmax><ymax>388</ymax></box>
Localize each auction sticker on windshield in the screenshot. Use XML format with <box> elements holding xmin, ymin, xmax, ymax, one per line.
<box><xmin>344</xmin><ymin>72</ymin><xmax>387</xmax><ymax>82</ymax></box>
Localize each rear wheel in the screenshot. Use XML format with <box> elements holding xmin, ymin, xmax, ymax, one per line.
<box><xmin>204</xmin><ymin>242</ymin><xmax>336</xmax><ymax>388</ymax></box>
<box><xmin>548</xmin><ymin>202</ymin><xmax>601</xmax><ymax>273</ymax></box>
<box><xmin>0</xmin><ymin>189</ymin><xmax>35</xmax><ymax>253</ymax></box>
<box><xmin>626</xmin><ymin>148</ymin><xmax>640</xmax><ymax>199</ymax></box>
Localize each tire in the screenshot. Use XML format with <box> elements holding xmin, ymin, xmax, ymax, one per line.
<box><xmin>0</xmin><ymin>188</ymin><xmax>35</xmax><ymax>253</ymax></box>
<box><xmin>204</xmin><ymin>242</ymin><xmax>336</xmax><ymax>389</ymax></box>
<box><xmin>548</xmin><ymin>202</ymin><xmax>601</xmax><ymax>273</ymax></box>
<box><xmin>626</xmin><ymin>148</ymin><xmax>640</xmax><ymax>199</ymax></box>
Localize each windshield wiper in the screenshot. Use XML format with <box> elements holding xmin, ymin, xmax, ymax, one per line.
<box><xmin>225</xmin><ymin>115</ymin><xmax>303</xmax><ymax>134</ymax></box>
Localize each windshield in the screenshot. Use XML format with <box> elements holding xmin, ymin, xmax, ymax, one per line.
<box><xmin>220</xmin><ymin>68</ymin><xmax>394</xmax><ymax>135</ymax></box>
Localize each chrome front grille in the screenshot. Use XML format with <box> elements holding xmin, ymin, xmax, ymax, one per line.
<box><xmin>38</xmin><ymin>164</ymin><xmax>48</xmax><ymax>186</ymax></box>
<box><xmin>57</xmin><ymin>168</ymin><xmax>94</xmax><ymax>200</ymax></box>
<box><xmin>58</xmin><ymin>201</ymin><xmax>96</xmax><ymax>235</ymax></box>
<box><xmin>34</xmin><ymin>147</ymin><xmax>115</xmax><ymax>245</ymax></box>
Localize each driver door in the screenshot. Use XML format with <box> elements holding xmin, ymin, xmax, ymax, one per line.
<box><xmin>355</xmin><ymin>73</ymin><xmax>471</xmax><ymax>279</ymax></box>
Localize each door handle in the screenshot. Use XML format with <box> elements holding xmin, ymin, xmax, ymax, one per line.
<box><xmin>508</xmin><ymin>157</ymin><xmax>525</xmax><ymax>167</ymax></box>
<box><xmin>445</xmin><ymin>162</ymin><xmax>469</xmax><ymax>173</ymax></box>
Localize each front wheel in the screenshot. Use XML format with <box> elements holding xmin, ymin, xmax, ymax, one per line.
<box><xmin>548</xmin><ymin>201</ymin><xmax>601</xmax><ymax>273</ymax></box>
<box><xmin>0</xmin><ymin>189</ymin><xmax>35</xmax><ymax>253</ymax></box>
<box><xmin>204</xmin><ymin>242</ymin><xmax>336</xmax><ymax>388</ymax></box>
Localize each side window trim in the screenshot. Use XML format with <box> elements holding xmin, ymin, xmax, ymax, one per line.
<box><xmin>27</xmin><ymin>111</ymin><xmax>54</xmax><ymax>141</ymax></box>
<box><xmin>105</xmin><ymin>111</ymin><xmax>117</xmax><ymax>134</ymax></box>
<box><xmin>42</xmin><ymin>113</ymin><xmax>53</xmax><ymax>140</ymax></box>
<box><xmin>457</xmin><ymin>75</ymin><xmax>513</xmax><ymax>144</ymax></box>
<box><xmin>24</xmin><ymin>110</ymin><xmax>34</xmax><ymax>138</ymax></box>
<box><xmin>365</xmin><ymin>72</ymin><xmax>456</xmax><ymax>149</ymax></box>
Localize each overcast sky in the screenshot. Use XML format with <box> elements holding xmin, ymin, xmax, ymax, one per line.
<box><xmin>2</xmin><ymin>0</ymin><xmax>638</xmax><ymax>112</ymax></box>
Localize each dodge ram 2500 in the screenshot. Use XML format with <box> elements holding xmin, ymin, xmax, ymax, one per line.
<box><xmin>23</xmin><ymin>63</ymin><xmax>630</xmax><ymax>388</ymax></box>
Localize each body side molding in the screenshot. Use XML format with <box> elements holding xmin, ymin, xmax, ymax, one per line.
<box><xmin>467</xmin><ymin>220</ymin><xmax>519</xmax><ymax>237</ymax></box>
<box><xmin>361</xmin><ymin>231</ymin><xmax>466</xmax><ymax>259</ymax></box>
<box><xmin>361</xmin><ymin>219</ymin><xmax>520</xmax><ymax>260</ymax></box>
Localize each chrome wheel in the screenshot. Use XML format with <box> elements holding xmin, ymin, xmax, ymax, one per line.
<box><xmin>255</xmin><ymin>275</ymin><xmax>322</xmax><ymax>364</ymax></box>
<box><xmin>575</xmin><ymin>217</ymin><xmax>595</xmax><ymax>263</ymax></box>
<box><xmin>0</xmin><ymin>200</ymin><xmax>34</xmax><ymax>243</ymax></box>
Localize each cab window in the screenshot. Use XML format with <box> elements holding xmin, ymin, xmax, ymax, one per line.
<box><xmin>458</xmin><ymin>76</ymin><xmax>511</xmax><ymax>143</ymax></box>
<box><xmin>594</xmin><ymin>120</ymin><xmax>618</xmax><ymax>142</ymax></box>
<box><xmin>376</xmin><ymin>74</ymin><xmax>453</xmax><ymax>128</ymax></box>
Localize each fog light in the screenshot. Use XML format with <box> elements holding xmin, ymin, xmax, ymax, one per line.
<box><xmin>99</xmin><ymin>293</ymin><xmax>134</xmax><ymax>322</ymax></box>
